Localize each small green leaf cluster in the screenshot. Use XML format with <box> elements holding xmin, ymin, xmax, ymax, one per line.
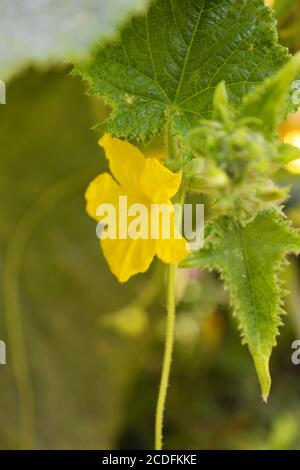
<box><xmin>184</xmin><ymin>82</ymin><xmax>291</xmax><ymax>224</ymax></box>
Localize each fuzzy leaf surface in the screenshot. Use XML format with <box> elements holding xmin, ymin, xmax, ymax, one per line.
<box><xmin>76</xmin><ymin>0</ymin><xmax>289</xmax><ymax>140</ymax></box>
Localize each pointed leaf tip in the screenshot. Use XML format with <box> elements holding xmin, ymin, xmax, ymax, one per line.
<box><xmin>240</xmin><ymin>52</ymin><xmax>300</xmax><ymax>137</ymax></box>
<box><xmin>253</xmin><ymin>353</ymin><xmax>271</xmax><ymax>402</ymax></box>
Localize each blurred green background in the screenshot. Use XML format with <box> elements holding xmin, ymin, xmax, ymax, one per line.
<box><xmin>1</xmin><ymin>0</ymin><xmax>300</xmax><ymax>450</ymax></box>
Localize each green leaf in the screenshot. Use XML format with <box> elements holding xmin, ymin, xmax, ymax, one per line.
<box><xmin>0</xmin><ymin>0</ymin><xmax>149</xmax><ymax>81</ymax></box>
<box><xmin>213</xmin><ymin>81</ymin><xmax>234</xmax><ymax>128</ymax></box>
<box><xmin>278</xmin><ymin>143</ymin><xmax>300</xmax><ymax>165</ymax></box>
<box><xmin>75</xmin><ymin>0</ymin><xmax>289</xmax><ymax>141</ymax></box>
<box><xmin>239</xmin><ymin>52</ymin><xmax>300</xmax><ymax>138</ymax></box>
<box><xmin>183</xmin><ymin>209</ymin><xmax>300</xmax><ymax>400</ymax></box>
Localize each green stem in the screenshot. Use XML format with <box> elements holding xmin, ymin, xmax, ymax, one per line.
<box><xmin>154</xmin><ymin>123</ymin><xmax>186</xmax><ymax>449</ymax></box>
<box><xmin>155</xmin><ymin>263</ymin><xmax>176</xmax><ymax>450</ymax></box>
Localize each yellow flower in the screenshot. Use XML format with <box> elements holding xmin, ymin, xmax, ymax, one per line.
<box><xmin>85</xmin><ymin>134</ymin><xmax>190</xmax><ymax>282</ymax></box>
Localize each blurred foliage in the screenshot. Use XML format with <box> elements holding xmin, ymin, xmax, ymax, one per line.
<box><xmin>1</xmin><ymin>0</ymin><xmax>300</xmax><ymax>449</ymax></box>
<box><xmin>274</xmin><ymin>0</ymin><xmax>300</xmax><ymax>52</ymax></box>
<box><xmin>0</xmin><ymin>0</ymin><xmax>149</xmax><ymax>81</ymax></box>
<box><xmin>0</xmin><ymin>68</ymin><xmax>156</xmax><ymax>449</ymax></box>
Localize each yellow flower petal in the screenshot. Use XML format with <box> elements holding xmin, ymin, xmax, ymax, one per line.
<box><xmin>99</xmin><ymin>134</ymin><xmax>181</xmax><ymax>202</ymax></box>
<box><xmin>141</xmin><ymin>157</ymin><xmax>182</xmax><ymax>202</ymax></box>
<box><xmin>101</xmin><ymin>238</ymin><xmax>156</xmax><ymax>283</ymax></box>
<box><xmin>87</xmin><ymin>134</ymin><xmax>189</xmax><ymax>283</ymax></box>
<box><xmin>154</xmin><ymin>209</ymin><xmax>190</xmax><ymax>264</ymax></box>
<box><xmin>99</xmin><ymin>134</ymin><xmax>146</xmax><ymax>197</ymax></box>
<box><xmin>85</xmin><ymin>172</ymin><xmax>121</xmax><ymax>221</ymax></box>
<box><xmin>156</xmin><ymin>235</ymin><xmax>190</xmax><ymax>265</ymax></box>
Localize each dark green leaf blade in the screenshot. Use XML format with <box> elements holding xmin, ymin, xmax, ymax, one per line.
<box><xmin>75</xmin><ymin>0</ymin><xmax>289</xmax><ymax>141</ymax></box>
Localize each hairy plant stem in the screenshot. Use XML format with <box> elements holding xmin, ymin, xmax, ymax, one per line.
<box><xmin>155</xmin><ymin>263</ymin><xmax>176</xmax><ymax>450</ymax></box>
<box><xmin>155</xmin><ymin>121</ymin><xmax>186</xmax><ymax>448</ymax></box>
